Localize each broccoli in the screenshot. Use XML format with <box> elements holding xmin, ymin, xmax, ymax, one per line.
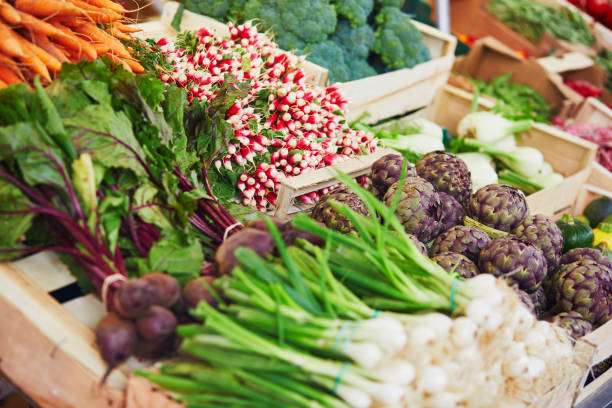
<box><xmin>243</xmin><ymin>0</ymin><xmax>337</xmax><ymax>50</ymax></box>
<box><xmin>374</xmin><ymin>0</ymin><xmax>404</xmax><ymax>7</ymax></box>
<box><xmin>345</xmin><ymin>57</ymin><xmax>377</xmax><ymax>80</ymax></box>
<box><xmin>373</xmin><ymin>6</ymin><xmax>431</xmax><ymax>70</ymax></box>
<box><xmin>183</xmin><ymin>0</ymin><xmax>246</xmax><ymax>20</ymax></box>
<box><xmin>304</xmin><ymin>41</ymin><xmax>350</xmax><ymax>83</ymax></box>
<box><xmin>330</xmin><ymin>19</ymin><xmax>375</xmax><ymax>59</ymax></box>
<box><xmin>331</xmin><ymin>0</ymin><xmax>374</xmax><ymax>27</ymax></box>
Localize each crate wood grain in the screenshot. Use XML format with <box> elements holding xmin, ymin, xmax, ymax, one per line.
<box><xmin>273</xmin><ymin>148</ymin><xmax>398</xmax><ymax>218</ymax></box>
<box><xmin>132</xmin><ymin>2</ymin><xmax>328</xmax><ymax>87</ymax></box>
<box><xmin>573</xmin><ymin>97</ymin><xmax>612</xmax><ymax>127</ymax></box>
<box><xmin>426</xmin><ymin>85</ymin><xmax>598</xmax><ymax>217</ymax></box>
<box><xmin>338</xmin><ymin>21</ymin><xmax>456</xmax><ymax>124</ymax></box>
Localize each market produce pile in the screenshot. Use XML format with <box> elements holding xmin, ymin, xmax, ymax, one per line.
<box><xmin>138</xmin><ymin>173</ymin><xmax>582</xmax><ymax>408</ymax></box>
<box><xmin>154</xmin><ymin>24</ymin><xmax>377</xmax><ymax>210</ymax></box>
<box><xmin>488</xmin><ymin>0</ymin><xmax>595</xmax><ymax>46</ymax></box>
<box><xmin>559</xmin><ymin>121</ymin><xmax>612</xmax><ymax>172</ymax></box>
<box><xmin>0</xmin><ymin>0</ymin><xmax>144</xmax><ymax>86</ymax></box>
<box><xmin>180</xmin><ymin>0</ymin><xmax>431</xmax><ymax>83</ymax></box>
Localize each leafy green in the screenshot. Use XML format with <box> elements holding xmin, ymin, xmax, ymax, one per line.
<box><xmin>593</xmin><ymin>50</ymin><xmax>612</xmax><ymax>93</ymax></box>
<box><xmin>133</xmin><ymin>184</ymin><xmax>172</xmax><ymax>229</ymax></box>
<box><xmin>148</xmin><ymin>229</ymin><xmax>204</xmax><ymax>284</ymax></box>
<box><xmin>0</xmin><ymin>178</ymin><xmax>33</xmax><ymax>259</ymax></box>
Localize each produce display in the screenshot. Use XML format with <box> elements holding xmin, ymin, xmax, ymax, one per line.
<box><xmin>593</xmin><ymin>50</ymin><xmax>612</xmax><ymax>93</ymax></box>
<box><xmin>488</xmin><ymin>0</ymin><xmax>595</xmax><ymax>46</ymax></box>
<box><xmin>559</xmin><ymin>121</ymin><xmax>612</xmax><ymax>172</ymax></box>
<box><xmin>567</xmin><ymin>0</ymin><xmax>612</xmax><ymax>29</ymax></box>
<box><xmin>0</xmin><ymin>0</ymin><xmax>143</xmax><ymax>86</ymax></box>
<box><xmin>1</xmin><ymin>0</ymin><xmax>612</xmax><ymax>407</ymax></box>
<box><xmin>180</xmin><ymin>0</ymin><xmax>431</xmax><ymax>83</ymax></box>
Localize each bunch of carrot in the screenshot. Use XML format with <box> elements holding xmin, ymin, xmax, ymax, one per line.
<box><xmin>0</xmin><ymin>0</ymin><xmax>144</xmax><ymax>88</ymax></box>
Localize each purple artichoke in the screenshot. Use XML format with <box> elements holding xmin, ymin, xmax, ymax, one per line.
<box><xmin>552</xmin><ymin>311</ymin><xmax>593</xmax><ymax>341</ymax></box>
<box><xmin>383</xmin><ymin>177</ymin><xmax>443</xmax><ymax>243</ymax></box>
<box><xmin>311</xmin><ymin>187</ymin><xmax>368</xmax><ymax>234</ymax></box>
<box><xmin>370</xmin><ymin>154</ymin><xmax>417</xmax><ymax>199</ymax></box>
<box><xmin>513</xmin><ymin>214</ymin><xmax>563</xmax><ymax>270</ymax></box>
<box><xmin>478</xmin><ymin>236</ymin><xmax>548</xmax><ymax>293</ymax></box>
<box><xmin>438</xmin><ymin>192</ymin><xmax>466</xmax><ymax>232</ymax></box>
<box><xmin>429</xmin><ymin>225</ymin><xmax>491</xmax><ymax>262</ymax></box>
<box><xmin>560</xmin><ymin>247</ymin><xmax>612</xmax><ymax>270</ymax></box>
<box><xmin>408</xmin><ymin>234</ymin><xmax>428</xmax><ymax>257</ymax></box>
<box><xmin>416</xmin><ymin>151</ymin><xmax>472</xmax><ymax>207</ymax></box>
<box><xmin>551</xmin><ymin>260</ymin><xmax>612</xmax><ymax>326</ymax></box>
<box><xmin>432</xmin><ymin>252</ymin><xmax>479</xmax><ymax>278</ymax></box>
<box><xmin>529</xmin><ymin>285</ymin><xmax>547</xmax><ymax>318</ymax></box>
<box><xmin>469</xmin><ymin>184</ymin><xmax>528</xmax><ymax>232</ymax></box>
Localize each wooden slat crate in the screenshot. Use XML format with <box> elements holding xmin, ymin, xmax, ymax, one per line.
<box><xmin>426</xmin><ymin>85</ymin><xmax>598</xmax><ymax>217</ymax></box>
<box><xmin>573</xmin><ymin>97</ymin><xmax>612</xmax><ymax>127</ymax></box>
<box><xmin>131</xmin><ymin>2</ymin><xmax>329</xmax><ymax>87</ymax></box>
<box><xmin>338</xmin><ymin>22</ymin><xmax>457</xmax><ymax>124</ymax></box>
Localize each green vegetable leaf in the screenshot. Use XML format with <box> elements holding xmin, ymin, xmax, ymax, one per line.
<box><xmin>148</xmin><ymin>228</ymin><xmax>204</xmax><ymax>283</ymax></box>
<box><xmin>0</xmin><ymin>178</ymin><xmax>34</xmax><ymax>259</ymax></box>
<box><xmin>171</xmin><ymin>3</ymin><xmax>185</xmax><ymax>31</ymax></box>
<box><xmin>133</xmin><ymin>184</ymin><xmax>172</xmax><ymax>229</ymax></box>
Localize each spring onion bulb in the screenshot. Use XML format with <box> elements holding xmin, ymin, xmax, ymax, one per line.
<box><xmin>403</xmin><ymin>118</ymin><xmax>444</xmax><ymax>141</ymax></box>
<box><xmin>457</xmin><ymin>111</ymin><xmax>532</xmax><ymax>143</ymax></box>
<box><xmin>380</xmin><ymin>133</ymin><xmax>445</xmax><ymax>154</ymax></box>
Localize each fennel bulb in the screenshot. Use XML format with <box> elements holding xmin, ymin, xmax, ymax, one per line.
<box><xmin>457</xmin><ymin>152</ymin><xmax>498</xmax><ymax>191</ymax></box>
<box><xmin>457</xmin><ymin>111</ymin><xmax>532</xmax><ymax>143</ymax></box>
<box><xmin>380</xmin><ymin>133</ymin><xmax>444</xmax><ymax>155</ymax></box>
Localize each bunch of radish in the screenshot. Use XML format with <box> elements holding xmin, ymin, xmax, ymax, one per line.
<box><xmin>156</xmin><ymin>22</ymin><xmax>376</xmax><ymax>210</ymax></box>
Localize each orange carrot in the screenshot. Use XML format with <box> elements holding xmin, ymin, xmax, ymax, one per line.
<box><xmin>111</xmin><ymin>21</ymin><xmax>141</xmax><ymax>33</ymax></box>
<box><xmin>0</xmin><ymin>21</ymin><xmax>27</xmax><ymax>58</ymax></box>
<box><xmin>120</xmin><ymin>56</ymin><xmax>143</xmax><ymax>73</ymax></box>
<box><xmin>32</xmin><ymin>32</ymin><xmax>69</xmax><ymax>63</ymax></box>
<box><xmin>105</xmin><ymin>26</ymin><xmax>130</xmax><ymax>41</ymax></box>
<box><xmin>0</xmin><ymin>0</ymin><xmax>21</xmax><ymax>24</ymax></box>
<box><xmin>0</xmin><ymin>54</ymin><xmax>25</xmax><ymax>80</ymax></box>
<box><xmin>0</xmin><ymin>65</ymin><xmax>22</xmax><ymax>84</ymax></box>
<box><xmin>17</xmin><ymin>12</ymin><xmax>63</xmax><ymax>36</ymax></box>
<box><xmin>67</xmin><ymin>0</ymin><xmax>123</xmax><ymax>23</ymax></box>
<box><xmin>12</xmin><ymin>31</ymin><xmax>62</xmax><ymax>72</ymax></box>
<box><xmin>72</xmin><ymin>22</ymin><xmax>130</xmax><ymax>59</ymax></box>
<box><xmin>50</xmin><ymin>22</ymin><xmax>97</xmax><ymax>60</ymax></box>
<box><xmin>0</xmin><ymin>78</ymin><xmax>8</xmax><ymax>89</ymax></box>
<box><xmin>92</xmin><ymin>42</ymin><xmax>110</xmax><ymax>54</ymax></box>
<box><xmin>14</xmin><ymin>0</ymin><xmax>86</xmax><ymax>18</ymax></box>
<box><xmin>81</xmin><ymin>0</ymin><xmax>126</xmax><ymax>14</ymax></box>
<box><xmin>105</xmin><ymin>52</ymin><xmax>130</xmax><ymax>71</ymax></box>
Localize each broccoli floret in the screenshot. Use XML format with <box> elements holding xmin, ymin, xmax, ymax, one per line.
<box><xmin>373</xmin><ymin>6</ymin><xmax>431</xmax><ymax>70</ymax></box>
<box><xmin>304</xmin><ymin>41</ymin><xmax>350</xmax><ymax>83</ymax></box>
<box><xmin>374</xmin><ymin>0</ymin><xmax>404</xmax><ymax>7</ymax></box>
<box><xmin>345</xmin><ymin>56</ymin><xmax>377</xmax><ymax>80</ymax></box>
<box><xmin>331</xmin><ymin>0</ymin><xmax>374</xmax><ymax>27</ymax></box>
<box><xmin>243</xmin><ymin>0</ymin><xmax>337</xmax><ymax>48</ymax></box>
<box><xmin>330</xmin><ymin>19</ymin><xmax>375</xmax><ymax>59</ymax></box>
<box><xmin>183</xmin><ymin>0</ymin><xmax>246</xmax><ymax>21</ymax></box>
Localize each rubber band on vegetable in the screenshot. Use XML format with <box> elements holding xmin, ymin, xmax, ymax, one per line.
<box><xmin>332</xmin><ymin>362</ymin><xmax>351</xmax><ymax>394</ymax></box>
<box><xmin>341</xmin><ymin>320</ymin><xmax>362</xmax><ymax>355</ymax></box>
<box><xmin>333</xmin><ymin>321</ymin><xmax>352</xmax><ymax>353</ymax></box>
<box><xmin>223</xmin><ymin>222</ymin><xmax>243</xmax><ymax>241</ymax></box>
<box><xmin>450</xmin><ymin>277</ymin><xmax>460</xmax><ymax>313</ymax></box>
<box><xmin>101</xmin><ymin>273</ymin><xmax>127</xmax><ymax>311</ymax></box>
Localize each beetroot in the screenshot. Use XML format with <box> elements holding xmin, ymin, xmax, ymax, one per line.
<box><xmin>95</xmin><ymin>313</ymin><xmax>137</xmax><ymax>377</ymax></box>
<box><xmin>112</xmin><ymin>279</ymin><xmax>156</xmax><ymax>318</ymax></box>
<box><xmin>135</xmin><ymin>305</ymin><xmax>178</xmax><ymax>340</ymax></box>
<box><xmin>246</xmin><ymin>217</ymin><xmax>325</xmax><ymax>248</ymax></box>
<box><xmin>215</xmin><ymin>228</ymin><xmax>275</xmax><ymax>275</ymax></box>
<box><xmin>133</xmin><ymin>334</ymin><xmax>179</xmax><ymax>360</ymax></box>
<box><xmin>182</xmin><ymin>276</ymin><xmax>218</xmax><ymax>310</ymax></box>
<box><xmin>140</xmin><ymin>273</ymin><xmax>181</xmax><ymax>308</ymax></box>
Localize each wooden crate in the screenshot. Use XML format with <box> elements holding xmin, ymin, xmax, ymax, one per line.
<box><xmin>132</xmin><ymin>2</ymin><xmax>328</xmax><ymax>87</ymax></box>
<box><xmin>0</xmin><ymin>252</ymin><xmax>175</xmax><ymax>408</ymax></box>
<box><xmin>426</xmin><ymin>85</ymin><xmax>598</xmax><ymax>217</ymax></box>
<box><xmin>573</xmin><ymin>97</ymin><xmax>612</xmax><ymax>127</ymax></box>
<box><xmin>338</xmin><ymin>22</ymin><xmax>457</xmax><ymax>124</ymax></box>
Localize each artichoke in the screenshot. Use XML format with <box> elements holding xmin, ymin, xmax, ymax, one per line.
<box><xmin>416</xmin><ymin>151</ymin><xmax>472</xmax><ymax>207</ymax></box>
<box><xmin>529</xmin><ymin>285</ymin><xmax>546</xmax><ymax>318</ymax></box>
<box><xmin>370</xmin><ymin>154</ymin><xmax>417</xmax><ymax>199</ymax></box>
<box><xmin>478</xmin><ymin>236</ymin><xmax>548</xmax><ymax>293</ymax></box>
<box><xmin>432</xmin><ymin>252</ymin><xmax>479</xmax><ymax>278</ymax></box>
<box><xmin>551</xmin><ymin>260</ymin><xmax>612</xmax><ymax>326</ymax></box>
<box><xmin>429</xmin><ymin>225</ymin><xmax>491</xmax><ymax>262</ymax></box>
<box><xmin>468</xmin><ymin>184</ymin><xmax>528</xmax><ymax>232</ymax></box>
<box><xmin>552</xmin><ymin>311</ymin><xmax>593</xmax><ymax>341</ymax></box>
<box><xmin>408</xmin><ymin>234</ymin><xmax>428</xmax><ymax>257</ymax></box>
<box><xmin>560</xmin><ymin>247</ymin><xmax>612</xmax><ymax>270</ymax></box>
<box><xmin>311</xmin><ymin>187</ymin><xmax>368</xmax><ymax>234</ymax></box>
<box><xmin>513</xmin><ymin>214</ymin><xmax>563</xmax><ymax>270</ymax></box>
<box><xmin>383</xmin><ymin>177</ymin><xmax>443</xmax><ymax>243</ymax></box>
<box><xmin>438</xmin><ymin>192</ymin><xmax>465</xmax><ymax>232</ymax></box>
<box><xmin>512</xmin><ymin>286</ymin><xmax>536</xmax><ymax>316</ymax></box>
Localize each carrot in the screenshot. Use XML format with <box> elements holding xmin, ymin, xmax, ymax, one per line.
<box><xmin>31</xmin><ymin>32</ymin><xmax>69</xmax><ymax>63</ymax></box>
<box><xmin>0</xmin><ymin>0</ymin><xmax>21</xmax><ymax>24</ymax></box>
<box><xmin>67</xmin><ymin>0</ymin><xmax>123</xmax><ymax>23</ymax></box>
<box><xmin>0</xmin><ymin>21</ymin><xmax>27</xmax><ymax>58</ymax></box>
<box><xmin>81</xmin><ymin>0</ymin><xmax>126</xmax><ymax>14</ymax></box>
<box><xmin>72</xmin><ymin>22</ymin><xmax>130</xmax><ymax>59</ymax></box>
<box><xmin>0</xmin><ymin>78</ymin><xmax>7</xmax><ymax>89</ymax></box>
<box><xmin>105</xmin><ymin>52</ymin><xmax>130</xmax><ymax>71</ymax></box>
<box><xmin>50</xmin><ymin>22</ymin><xmax>97</xmax><ymax>60</ymax></box>
<box><xmin>0</xmin><ymin>65</ymin><xmax>22</xmax><ymax>84</ymax></box>
<box><xmin>0</xmin><ymin>54</ymin><xmax>25</xmax><ymax>80</ymax></box>
<box><xmin>11</xmin><ymin>31</ymin><xmax>62</xmax><ymax>72</ymax></box>
<box><xmin>92</xmin><ymin>43</ymin><xmax>110</xmax><ymax>54</ymax></box>
<box><xmin>17</xmin><ymin>12</ymin><xmax>63</xmax><ymax>36</ymax></box>
<box><xmin>14</xmin><ymin>0</ymin><xmax>86</xmax><ymax>18</ymax></box>
<box><xmin>105</xmin><ymin>26</ymin><xmax>130</xmax><ymax>41</ymax></box>
<box><xmin>111</xmin><ymin>22</ymin><xmax>141</xmax><ymax>33</ymax></box>
<box><xmin>120</xmin><ymin>56</ymin><xmax>143</xmax><ymax>73</ymax></box>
